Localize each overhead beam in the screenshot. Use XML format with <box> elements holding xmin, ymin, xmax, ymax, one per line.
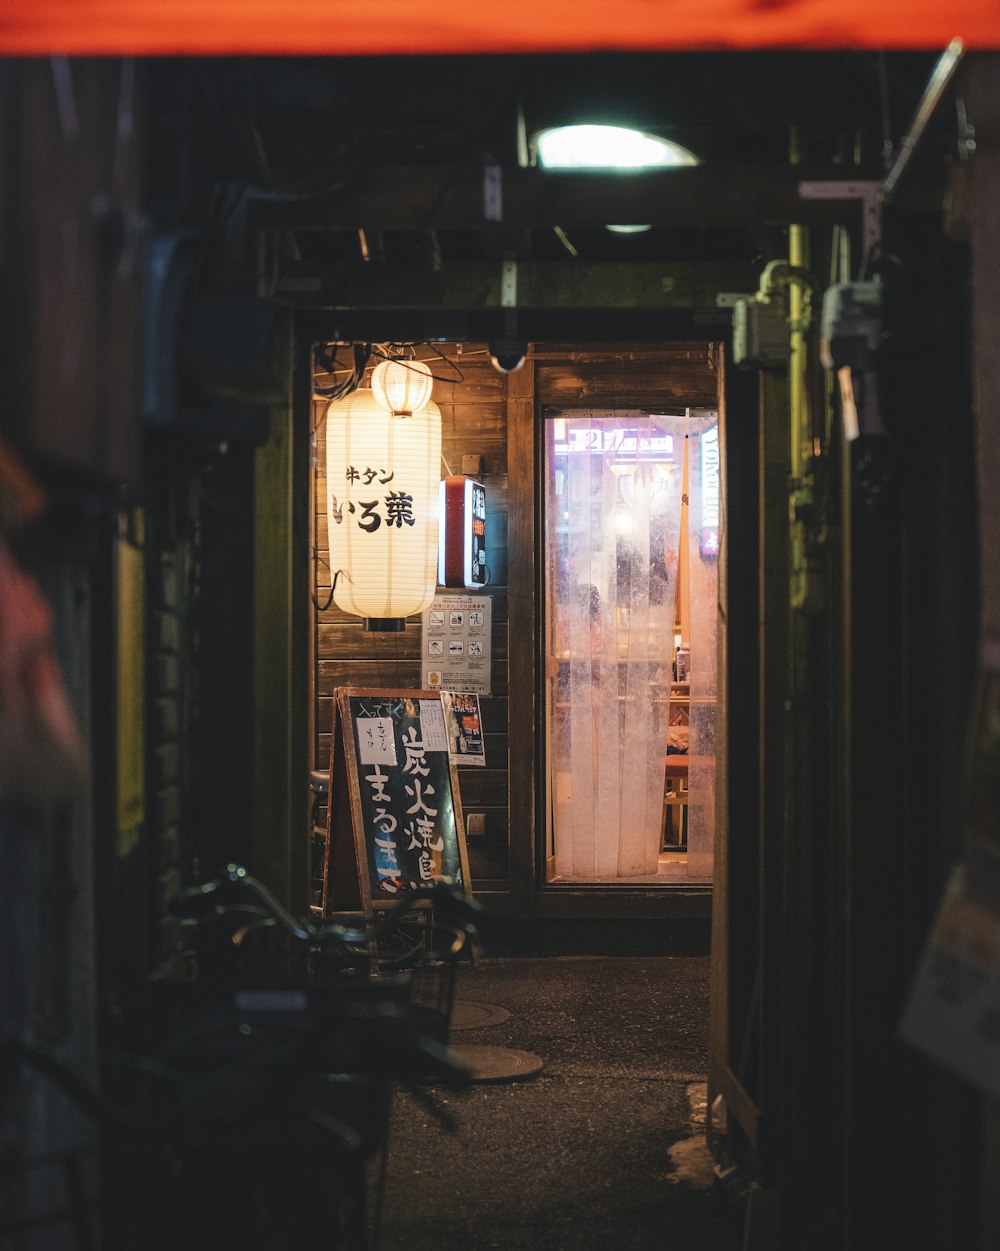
<box><xmin>251</xmin><ymin>163</ymin><xmax>937</xmax><ymax>233</ymax></box>
<box><xmin>275</xmin><ymin>261</ymin><xmax>758</xmax><ymax>311</ymax></box>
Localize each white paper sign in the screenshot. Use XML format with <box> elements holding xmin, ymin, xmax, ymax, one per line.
<box><xmin>421</xmin><ymin>592</ymin><xmax>492</xmax><ymax>696</ymax></box>
<box><xmin>900</xmin><ymin>862</ymin><xmax>1000</xmax><ymax>1097</ymax></box>
<box><xmin>355</xmin><ymin>716</ymin><xmax>397</xmax><ymax>766</ymax></box>
<box><xmin>418</xmin><ymin>699</ymin><xmax>449</xmax><ymax>753</ymax></box>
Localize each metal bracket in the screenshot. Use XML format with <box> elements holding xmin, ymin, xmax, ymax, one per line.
<box><xmin>798</xmin><ymin>179</ymin><xmax>883</xmax><ymax>260</ymax></box>
<box><xmin>716</xmin><ymin>291</ymin><xmax>756</xmax><ymax>309</ymax></box>
<box><xmin>483</xmin><ymin>164</ymin><xmax>503</xmax><ymax>223</ymax></box>
<box><xmin>500</xmin><ymin>259</ymin><xmax>518</xmax><ymax>308</ymax></box>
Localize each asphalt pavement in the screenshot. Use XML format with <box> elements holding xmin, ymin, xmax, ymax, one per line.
<box><xmin>376</xmin><ymin>953</ymin><xmax>741</xmax><ymax>1251</ymax></box>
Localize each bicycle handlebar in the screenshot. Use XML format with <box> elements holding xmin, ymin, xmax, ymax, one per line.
<box><xmin>170</xmin><ymin>863</ymin><xmax>482</xmax><ymax>958</ymax></box>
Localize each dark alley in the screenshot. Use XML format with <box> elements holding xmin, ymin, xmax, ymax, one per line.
<box><xmin>379</xmin><ymin>952</ymin><xmax>736</xmax><ymax>1251</ymax></box>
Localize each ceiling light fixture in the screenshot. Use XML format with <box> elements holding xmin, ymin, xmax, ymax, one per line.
<box><xmin>534</xmin><ymin>124</ymin><xmax>699</xmax><ymax>171</ymax></box>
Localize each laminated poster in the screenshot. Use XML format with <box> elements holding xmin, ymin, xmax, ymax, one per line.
<box><xmin>441</xmin><ymin>690</ymin><xmax>486</xmax><ymax>767</ymax></box>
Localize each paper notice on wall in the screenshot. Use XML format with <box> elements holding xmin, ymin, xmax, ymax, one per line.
<box><xmin>421</xmin><ymin>592</ymin><xmax>492</xmax><ymax>695</ymax></box>
<box><xmin>899</xmin><ymin>861</ymin><xmax>1000</xmax><ymax>1097</ymax></box>
<box><xmin>417</xmin><ymin>699</ymin><xmax>449</xmax><ymax>753</ymax></box>
<box><xmin>355</xmin><ymin>716</ymin><xmax>398</xmax><ymax>767</ymax></box>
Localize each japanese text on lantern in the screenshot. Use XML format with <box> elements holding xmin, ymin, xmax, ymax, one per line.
<box><xmin>330</xmin><ymin>465</ymin><xmax>417</xmax><ymax>534</ymax></box>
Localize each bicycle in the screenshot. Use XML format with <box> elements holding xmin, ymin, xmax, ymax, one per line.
<box><xmin>3</xmin><ymin>869</ymin><xmax>479</xmax><ymax>1251</ymax></box>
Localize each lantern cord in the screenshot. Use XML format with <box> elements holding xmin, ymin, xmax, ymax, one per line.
<box><xmin>314</xmin><ymin>342</ymin><xmax>467</xmax><ymax>401</ymax></box>
<box><xmin>370</xmin><ymin>342</ymin><xmax>465</xmax><ymax>385</ymax></box>
<box><xmin>312</xmin><ymin>343</ymin><xmax>371</xmax><ymax>404</ymax></box>
<box><xmin>419</xmin><ymin>341</ymin><xmax>465</xmax><ymax>383</ymax></box>
<box><xmin>312</xmin><ymin>563</ymin><xmax>350</xmax><ymax>613</ymax></box>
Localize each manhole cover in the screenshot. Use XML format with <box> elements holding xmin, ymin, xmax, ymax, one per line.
<box><xmin>449</xmin><ymin>1000</ymin><xmax>512</xmax><ymax>1031</ymax></box>
<box><xmin>447</xmin><ymin>1044</ymin><xmax>544</xmax><ymax>1083</ymax></box>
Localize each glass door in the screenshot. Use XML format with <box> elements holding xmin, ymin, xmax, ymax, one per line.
<box><xmin>542</xmin><ymin>408</ymin><xmax>718</xmax><ymax>884</ymax></box>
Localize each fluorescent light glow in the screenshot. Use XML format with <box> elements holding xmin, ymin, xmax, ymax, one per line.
<box><xmin>535</xmin><ymin>124</ymin><xmax>699</xmax><ymax>171</ymax></box>
<box><xmin>699</xmin><ymin>425</ymin><xmax>721</xmax><ymax>561</ymax></box>
<box><xmin>439</xmin><ymin>477</ymin><xmax>488</xmax><ymax>588</ymax></box>
<box><xmin>606</xmin><ymin>224</ymin><xmax>652</xmax><ymax>234</ymax></box>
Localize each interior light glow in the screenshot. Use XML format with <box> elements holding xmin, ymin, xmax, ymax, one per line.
<box><xmin>325</xmin><ymin>388</ymin><xmax>441</xmax><ymax>622</ymax></box>
<box><xmin>699</xmin><ymin>425</ymin><xmax>721</xmax><ymax>560</ymax></box>
<box><xmin>372</xmin><ymin>357</ymin><xmax>433</xmax><ymax>415</ymax></box>
<box><xmin>535</xmin><ymin>124</ymin><xmax>699</xmax><ymax>171</ymax></box>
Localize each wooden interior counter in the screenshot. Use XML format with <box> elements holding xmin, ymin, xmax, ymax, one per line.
<box><xmin>663</xmin><ymin>754</ymin><xmax>716</xmax><ymax>777</ymax></box>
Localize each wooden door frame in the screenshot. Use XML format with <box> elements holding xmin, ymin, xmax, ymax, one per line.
<box><xmin>506</xmin><ymin>342</ymin><xmax>720</xmax><ymax>921</ymax></box>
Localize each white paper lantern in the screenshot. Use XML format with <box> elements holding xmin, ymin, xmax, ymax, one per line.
<box><xmin>325</xmin><ymin>388</ymin><xmax>441</xmax><ymax>624</ymax></box>
<box><xmin>371</xmin><ymin>358</ymin><xmax>434</xmax><ymax>416</ymax></box>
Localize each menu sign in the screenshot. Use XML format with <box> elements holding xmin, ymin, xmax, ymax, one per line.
<box><xmin>326</xmin><ymin>689</ymin><xmax>471</xmax><ymax>913</ymax></box>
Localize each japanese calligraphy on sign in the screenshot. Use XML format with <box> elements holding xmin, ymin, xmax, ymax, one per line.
<box><xmin>331</xmin><ymin>689</ymin><xmax>470</xmax><ymax>910</ymax></box>
<box><xmin>356</xmin><ymin>716</ymin><xmax>397</xmax><ymax>766</ymax></box>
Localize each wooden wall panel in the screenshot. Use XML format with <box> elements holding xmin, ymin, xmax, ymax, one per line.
<box><xmin>536</xmin><ymin>344</ymin><xmax>718</xmax><ymax>410</ymax></box>
<box><xmin>2</xmin><ymin>60</ymin><xmax>142</xmax><ymax>481</ymax></box>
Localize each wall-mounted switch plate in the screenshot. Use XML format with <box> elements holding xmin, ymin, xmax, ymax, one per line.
<box><xmin>466</xmin><ymin>812</ymin><xmax>487</xmax><ymax>838</ymax></box>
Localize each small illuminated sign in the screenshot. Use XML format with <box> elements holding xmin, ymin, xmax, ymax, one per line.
<box><xmin>699</xmin><ymin>426</ymin><xmax>720</xmax><ymax>560</ymax></box>
<box><xmin>552</xmin><ymin>426</ymin><xmax>674</xmax><ymax>462</ymax></box>
<box><xmin>439</xmin><ymin>477</ymin><xmax>488</xmax><ymax>588</ymax></box>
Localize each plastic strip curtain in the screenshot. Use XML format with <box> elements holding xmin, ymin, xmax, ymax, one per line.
<box><xmin>685</xmin><ymin>424</ymin><xmax>719</xmax><ymax>879</ymax></box>
<box><xmin>549</xmin><ymin>412</ymin><xmax>680</xmax><ymax>879</ymax></box>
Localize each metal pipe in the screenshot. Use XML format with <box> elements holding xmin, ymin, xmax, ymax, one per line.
<box><xmin>883</xmin><ymin>37</ymin><xmax>965</xmax><ymax>199</ymax></box>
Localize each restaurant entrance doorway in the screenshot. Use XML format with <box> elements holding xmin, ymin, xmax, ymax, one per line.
<box><xmin>542</xmin><ymin>408</ymin><xmax>721</xmax><ymax>885</ymax></box>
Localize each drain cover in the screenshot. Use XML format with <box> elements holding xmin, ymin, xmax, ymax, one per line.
<box><xmin>447</xmin><ymin>1044</ymin><xmax>544</xmax><ymax>1083</ymax></box>
<box><xmin>449</xmin><ymin>1000</ymin><xmax>512</xmax><ymax>1031</ymax></box>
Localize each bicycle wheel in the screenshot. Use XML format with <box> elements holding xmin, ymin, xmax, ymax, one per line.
<box><xmin>370</xmin><ymin>910</ymin><xmax>427</xmax><ymax>971</ymax></box>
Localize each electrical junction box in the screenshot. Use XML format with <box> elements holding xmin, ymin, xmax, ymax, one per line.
<box><xmin>733</xmin><ymin>296</ymin><xmax>791</xmax><ymax>369</ymax></box>
<box><xmin>439</xmin><ymin>476</ymin><xmax>488</xmax><ymax>588</ymax></box>
<box><xmin>819</xmin><ymin>281</ymin><xmax>882</xmax><ymax>368</ymax></box>
<box><xmin>819</xmin><ymin>281</ymin><xmax>884</xmax><ymax>438</ymax></box>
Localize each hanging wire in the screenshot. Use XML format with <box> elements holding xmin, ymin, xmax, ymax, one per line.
<box><xmin>370</xmin><ymin>341</ymin><xmax>465</xmax><ymax>385</ymax></box>
<box><xmin>877</xmin><ymin>51</ymin><xmax>894</xmax><ymax>172</ymax></box>
<box><xmin>314</xmin><ymin>341</ymin><xmax>469</xmax><ymax>409</ymax></box>
<box><xmin>313</xmin><ymin>342</ymin><xmax>371</xmax><ymax>400</ymax></box>
<box><xmin>312</xmin><ymin>564</ymin><xmax>350</xmax><ymax>613</ymax></box>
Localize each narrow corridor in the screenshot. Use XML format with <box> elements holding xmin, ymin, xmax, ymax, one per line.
<box><xmin>378</xmin><ymin>954</ymin><xmax>739</xmax><ymax>1251</ymax></box>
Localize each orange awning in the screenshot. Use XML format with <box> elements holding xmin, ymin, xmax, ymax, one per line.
<box><xmin>0</xmin><ymin>0</ymin><xmax>997</xmax><ymax>55</ymax></box>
